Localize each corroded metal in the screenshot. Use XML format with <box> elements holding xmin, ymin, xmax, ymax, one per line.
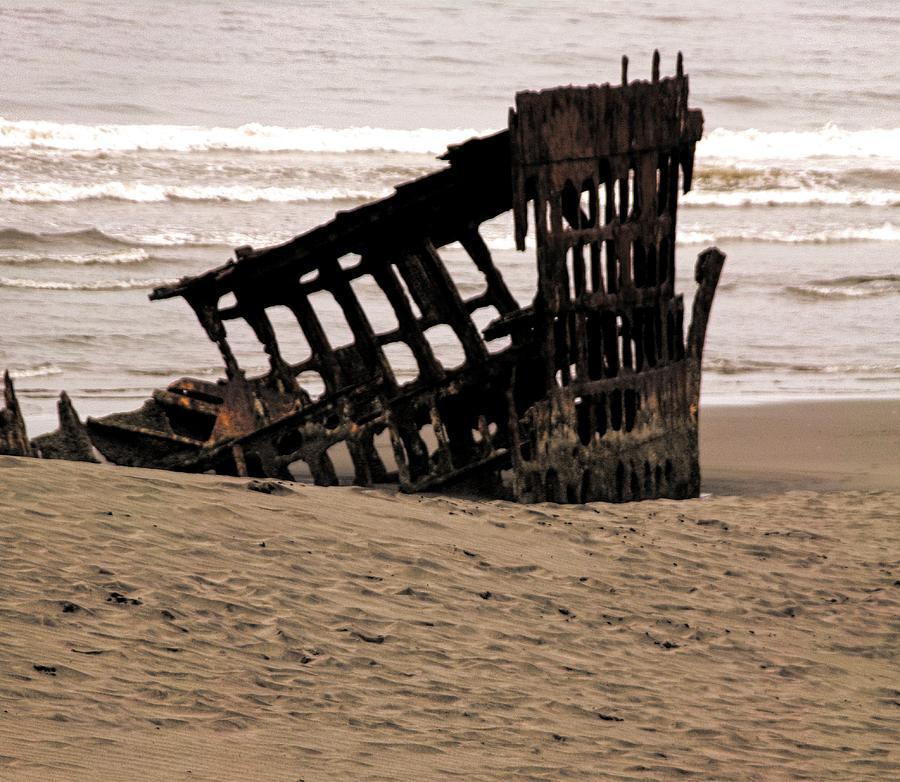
<box><xmin>3</xmin><ymin>54</ymin><xmax>725</xmax><ymax>503</ymax></box>
<box><xmin>0</xmin><ymin>375</ymin><xmax>97</xmax><ymax>462</ymax></box>
<box><xmin>0</xmin><ymin>372</ymin><xmax>34</xmax><ymax>457</ymax></box>
<box><xmin>505</xmin><ymin>58</ymin><xmax>720</xmax><ymax>501</ymax></box>
<box><xmin>31</xmin><ymin>391</ymin><xmax>98</xmax><ymax>462</ymax></box>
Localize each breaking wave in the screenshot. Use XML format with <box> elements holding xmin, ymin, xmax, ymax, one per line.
<box><xmin>7</xmin><ymin>362</ymin><xmax>63</xmax><ymax>379</ymax></box>
<box><xmin>697</xmin><ymin>124</ymin><xmax>900</xmax><ymax>164</ymax></box>
<box><xmin>131</xmin><ymin>230</ymin><xmax>285</xmax><ymax>247</ymax></box>
<box><xmin>4</xmin><ymin>119</ymin><xmax>897</xmax><ymax>162</ymax></box>
<box><xmin>676</xmin><ymin>223</ymin><xmax>900</xmax><ymax>244</ymax></box>
<box><xmin>0</xmin><ymin>118</ymin><xmax>490</xmax><ymax>154</ymax></box>
<box><xmin>683</xmin><ymin>188</ymin><xmax>900</xmax><ymax>208</ymax></box>
<box><xmin>0</xmin><ymin>226</ymin><xmax>287</xmax><ymax>251</ymax></box>
<box><xmin>126</xmin><ymin>366</ymin><xmax>223</xmax><ymax>378</ymax></box>
<box><xmin>785</xmin><ymin>274</ymin><xmax>900</xmax><ymax>300</ymax></box>
<box><xmin>476</xmin><ymin>224</ymin><xmax>900</xmax><ymax>250</ymax></box>
<box><xmin>0</xmin><ymin>276</ymin><xmax>175</xmax><ymax>291</ymax></box>
<box><xmin>0</xmin><ymin>248</ymin><xmax>151</xmax><ymax>265</ymax></box>
<box><xmin>0</xmin><ymin>227</ymin><xmax>133</xmax><ymax>249</ymax></box>
<box><xmin>14</xmin><ymin>179</ymin><xmax>896</xmax><ymax>208</ymax></box>
<box><xmin>693</xmin><ymin>164</ymin><xmax>900</xmax><ymax>195</ymax></box>
<box><xmin>0</xmin><ymin>181</ymin><xmax>390</xmax><ymax>204</ymax></box>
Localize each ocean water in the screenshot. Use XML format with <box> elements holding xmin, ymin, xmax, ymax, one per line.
<box><xmin>2</xmin><ymin>0</ymin><xmax>899</xmax><ymax>434</ymax></box>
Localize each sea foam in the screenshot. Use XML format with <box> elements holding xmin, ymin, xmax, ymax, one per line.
<box><xmin>0</xmin><ymin>249</ymin><xmax>150</xmax><ymax>265</ymax></box>
<box><xmin>0</xmin><ymin>276</ymin><xmax>175</xmax><ymax>291</ymax></box>
<box><xmin>4</xmin><ymin>118</ymin><xmax>898</xmax><ymax>163</ymax></box>
<box><xmin>676</xmin><ymin>223</ymin><xmax>900</xmax><ymax>244</ymax></box>
<box><xmin>683</xmin><ymin>188</ymin><xmax>900</xmax><ymax>208</ymax></box>
<box><xmin>785</xmin><ymin>274</ymin><xmax>900</xmax><ymax>300</ymax></box>
<box><xmin>697</xmin><ymin>124</ymin><xmax>900</xmax><ymax>164</ymax></box>
<box><xmin>7</xmin><ymin>362</ymin><xmax>63</xmax><ymax>379</ymax></box>
<box><xmin>0</xmin><ymin>181</ymin><xmax>390</xmax><ymax>204</ymax></box>
<box><xmin>0</xmin><ymin>119</ymin><xmax>490</xmax><ymax>154</ymax></box>
<box><xmin>0</xmin><ymin>227</ymin><xmax>287</xmax><ymax>250</ymax></box>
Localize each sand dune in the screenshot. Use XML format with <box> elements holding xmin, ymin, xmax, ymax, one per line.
<box><xmin>0</xmin><ymin>452</ymin><xmax>898</xmax><ymax>781</ymax></box>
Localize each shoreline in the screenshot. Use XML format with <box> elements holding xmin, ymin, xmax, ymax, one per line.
<box><xmin>700</xmin><ymin>398</ymin><xmax>900</xmax><ymax>494</ymax></box>
<box><xmin>14</xmin><ymin>396</ymin><xmax>900</xmax><ymax>494</ymax></box>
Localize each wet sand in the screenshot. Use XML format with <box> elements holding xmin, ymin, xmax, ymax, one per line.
<box><xmin>702</xmin><ymin>399</ymin><xmax>900</xmax><ymax>493</ymax></box>
<box><xmin>0</xmin><ymin>399</ymin><xmax>898</xmax><ymax>781</ymax></box>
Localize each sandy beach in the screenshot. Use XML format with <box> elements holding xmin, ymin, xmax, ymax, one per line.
<box><xmin>0</xmin><ymin>398</ymin><xmax>897</xmax><ymax>781</ymax></box>
<box><xmin>4</xmin><ymin>1</ymin><xmax>900</xmax><ymax>779</ymax></box>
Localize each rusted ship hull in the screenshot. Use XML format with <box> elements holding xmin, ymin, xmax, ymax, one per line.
<box><xmin>2</xmin><ymin>53</ymin><xmax>724</xmax><ymax>503</ymax></box>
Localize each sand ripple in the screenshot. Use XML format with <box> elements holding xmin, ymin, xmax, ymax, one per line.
<box><xmin>0</xmin><ymin>457</ymin><xmax>898</xmax><ymax>780</ymax></box>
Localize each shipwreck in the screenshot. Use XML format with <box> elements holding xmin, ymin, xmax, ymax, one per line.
<box><xmin>1</xmin><ymin>53</ymin><xmax>724</xmax><ymax>503</ymax></box>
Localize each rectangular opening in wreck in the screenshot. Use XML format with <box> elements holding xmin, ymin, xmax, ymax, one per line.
<box><xmin>295</xmin><ymin>370</ymin><xmax>326</xmax><ymax>399</ymax></box>
<box><xmin>219</xmin><ymin>315</ymin><xmax>270</xmax><ymax>376</ymax></box>
<box><xmin>381</xmin><ymin>341</ymin><xmax>418</xmax><ymax>386</ymax></box>
<box><xmin>338</xmin><ymin>252</ymin><xmax>363</xmax><ymax>273</ymax></box>
<box><xmin>349</xmin><ymin>275</ymin><xmax>400</xmax><ymax>336</ymax></box>
<box><xmin>422</xmin><ymin>324</ymin><xmax>467</xmax><ymax>372</ymax></box>
<box><xmin>305</xmin><ymin>290</ymin><xmax>356</xmax><ymax>352</ymax></box>
<box><xmin>471</xmin><ymin>305</ymin><xmax>511</xmax><ymax>354</ymax></box>
<box><xmin>264</xmin><ymin>305</ymin><xmax>313</xmax><ymax>367</ymax></box>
